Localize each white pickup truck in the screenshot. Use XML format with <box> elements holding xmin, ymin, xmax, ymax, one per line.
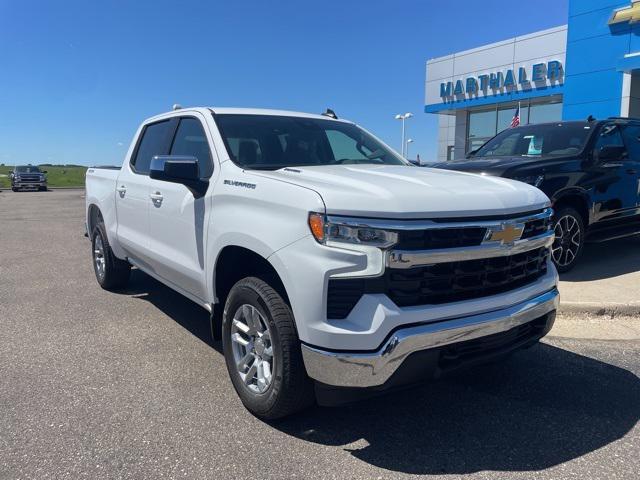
<box><xmin>85</xmin><ymin>107</ymin><xmax>559</xmax><ymax>419</ymax></box>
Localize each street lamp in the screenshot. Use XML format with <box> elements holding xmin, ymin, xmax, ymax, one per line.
<box><xmin>406</xmin><ymin>138</ymin><xmax>414</xmax><ymax>159</ymax></box>
<box><xmin>395</xmin><ymin>112</ymin><xmax>413</xmax><ymax>157</ymax></box>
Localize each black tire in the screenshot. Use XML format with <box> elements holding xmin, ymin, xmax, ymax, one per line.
<box><xmin>551</xmin><ymin>206</ymin><xmax>585</xmax><ymax>273</ymax></box>
<box><xmin>222</xmin><ymin>277</ymin><xmax>314</xmax><ymax>419</ymax></box>
<box><xmin>91</xmin><ymin>221</ymin><xmax>131</xmax><ymax>290</ymax></box>
<box><xmin>39</xmin><ymin>186</ymin><xmax>47</xmax><ymax>191</ymax></box>
<box><xmin>11</xmin><ymin>187</ymin><xmax>18</xmax><ymax>192</ymax></box>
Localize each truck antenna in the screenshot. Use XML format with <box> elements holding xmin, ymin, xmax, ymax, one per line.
<box><xmin>322</xmin><ymin>108</ymin><xmax>338</xmax><ymax>119</ymax></box>
<box><xmin>173</xmin><ymin>104</ymin><xmax>183</xmax><ymax>111</ymax></box>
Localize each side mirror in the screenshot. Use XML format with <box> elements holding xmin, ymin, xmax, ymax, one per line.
<box><xmin>597</xmin><ymin>145</ymin><xmax>626</xmax><ymax>162</ymax></box>
<box><xmin>150</xmin><ymin>155</ymin><xmax>208</xmax><ymax>196</ymax></box>
<box><xmin>41</xmin><ymin>170</ymin><xmax>48</xmax><ymax>174</ymax></box>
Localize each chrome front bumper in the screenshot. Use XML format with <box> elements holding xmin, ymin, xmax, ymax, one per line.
<box><xmin>301</xmin><ymin>288</ymin><xmax>559</xmax><ymax>388</ymax></box>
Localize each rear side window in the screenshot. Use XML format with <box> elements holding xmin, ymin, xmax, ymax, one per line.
<box><xmin>170</xmin><ymin>118</ymin><xmax>213</xmax><ymax>177</ymax></box>
<box><xmin>131</xmin><ymin>120</ymin><xmax>172</xmax><ymax>174</ymax></box>
<box><xmin>621</xmin><ymin>124</ymin><xmax>640</xmax><ymax>160</ymax></box>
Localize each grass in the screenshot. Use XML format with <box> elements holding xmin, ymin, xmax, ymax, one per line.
<box><xmin>0</xmin><ymin>165</ymin><xmax>87</xmax><ymax>189</ymax></box>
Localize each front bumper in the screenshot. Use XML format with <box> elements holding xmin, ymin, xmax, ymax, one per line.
<box><xmin>301</xmin><ymin>288</ymin><xmax>559</xmax><ymax>388</ymax></box>
<box><xmin>14</xmin><ymin>182</ymin><xmax>46</xmax><ymax>188</ymax></box>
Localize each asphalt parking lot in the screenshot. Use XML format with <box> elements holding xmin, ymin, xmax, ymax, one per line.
<box><xmin>1</xmin><ymin>189</ymin><xmax>639</xmax><ymax>480</ymax></box>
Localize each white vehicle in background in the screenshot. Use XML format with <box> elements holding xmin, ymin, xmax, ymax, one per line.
<box><xmin>85</xmin><ymin>107</ymin><xmax>559</xmax><ymax>419</ymax></box>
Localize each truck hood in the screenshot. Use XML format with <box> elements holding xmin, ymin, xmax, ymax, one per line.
<box><xmin>249</xmin><ymin>164</ymin><xmax>549</xmax><ymax>219</ymax></box>
<box><xmin>430</xmin><ymin>155</ymin><xmax>575</xmax><ymax>176</ymax></box>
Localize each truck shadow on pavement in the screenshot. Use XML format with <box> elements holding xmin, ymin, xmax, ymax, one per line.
<box><xmin>123</xmin><ymin>269</ymin><xmax>222</xmax><ymax>354</ymax></box>
<box><xmin>275</xmin><ymin>343</ymin><xmax>640</xmax><ymax>475</ymax></box>
<box><xmin>123</xmin><ymin>269</ymin><xmax>639</xmax><ymax>475</ymax></box>
<box><xmin>560</xmin><ymin>237</ymin><xmax>640</xmax><ymax>282</ymax></box>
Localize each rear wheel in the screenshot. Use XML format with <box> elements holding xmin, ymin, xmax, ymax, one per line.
<box><xmin>551</xmin><ymin>207</ymin><xmax>585</xmax><ymax>273</ymax></box>
<box><xmin>91</xmin><ymin>222</ymin><xmax>131</xmax><ymax>290</ymax></box>
<box><xmin>222</xmin><ymin>277</ymin><xmax>314</xmax><ymax>419</ymax></box>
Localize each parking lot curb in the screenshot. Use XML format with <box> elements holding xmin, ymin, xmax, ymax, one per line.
<box><xmin>558</xmin><ymin>302</ymin><xmax>640</xmax><ymax>318</ymax></box>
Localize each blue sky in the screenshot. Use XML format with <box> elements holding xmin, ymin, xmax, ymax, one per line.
<box><xmin>0</xmin><ymin>0</ymin><xmax>569</xmax><ymax>166</ymax></box>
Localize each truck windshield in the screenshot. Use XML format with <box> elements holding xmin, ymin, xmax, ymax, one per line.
<box><xmin>15</xmin><ymin>166</ymin><xmax>41</xmax><ymax>173</ymax></box>
<box><xmin>215</xmin><ymin>114</ymin><xmax>408</xmax><ymax>169</ymax></box>
<box><xmin>472</xmin><ymin>123</ymin><xmax>593</xmax><ymax>158</ymax></box>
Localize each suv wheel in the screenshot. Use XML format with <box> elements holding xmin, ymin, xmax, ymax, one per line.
<box><xmin>91</xmin><ymin>222</ymin><xmax>131</xmax><ymax>290</ymax></box>
<box><xmin>551</xmin><ymin>206</ymin><xmax>585</xmax><ymax>273</ymax></box>
<box><xmin>222</xmin><ymin>277</ymin><xmax>314</xmax><ymax>419</ymax></box>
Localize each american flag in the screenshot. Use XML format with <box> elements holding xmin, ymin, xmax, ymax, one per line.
<box><xmin>510</xmin><ymin>105</ymin><xmax>521</xmax><ymax>128</ymax></box>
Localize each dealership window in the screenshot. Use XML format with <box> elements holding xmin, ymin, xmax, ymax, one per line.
<box><xmin>529</xmin><ymin>102</ymin><xmax>563</xmax><ymax>124</ymax></box>
<box><xmin>466</xmin><ymin>96</ymin><xmax>562</xmax><ymax>153</ymax></box>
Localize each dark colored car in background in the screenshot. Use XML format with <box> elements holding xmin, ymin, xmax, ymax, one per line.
<box><xmin>432</xmin><ymin>118</ymin><xmax>640</xmax><ymax>272</ymax></box>
<box><xmin>10</xmin><ymin>165</ymin><xmax>48</xmax><ymax>191</ymax></box>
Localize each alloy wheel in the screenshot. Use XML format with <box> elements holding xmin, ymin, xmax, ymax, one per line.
<box><xmin>230</xmin><ymin>304</ymin><xmax>274</xmax><ymax>394</ymax></box>
<box><xmin>94</xmin><ymin>234</ymin><xmax>106</xmax><ymax>280</ymax></box>
<box><xmin>552</xmin><ymin>214</ymin><xmax>581</xmax><ymax>267</ymax></box>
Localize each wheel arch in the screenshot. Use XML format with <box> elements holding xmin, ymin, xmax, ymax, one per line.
<box><xmin>87</xmin><ymin>203</ymin><xmax>103</xmax><ymax>235</ymax></box>
<box><xmin>551</xmin><ymin>189</ymin><xmax>591</xmax><ymax>226</ymax></box>
<box><xmin>212</xmin><ymin>245</ymin><xmax>291</xmax><ymax>313</ymax></box>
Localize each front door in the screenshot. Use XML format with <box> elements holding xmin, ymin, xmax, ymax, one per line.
<box><xmin>146</xmin><ymin>114</ymin><xmax>215</xmax><ymax>301</ymax></box>
<box><xmin>589</xmin><ymin>123</ymin><xmax>640</xmax><ymax>222</ymax></box>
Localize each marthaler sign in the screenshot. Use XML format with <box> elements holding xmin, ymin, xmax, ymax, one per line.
<box><xmin>440</xmin><ymin>60</ymin><xmax>563</xmax><ymax>99</ymax></box>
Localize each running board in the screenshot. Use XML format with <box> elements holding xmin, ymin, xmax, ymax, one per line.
<box><xmin>586</xmin><ymin>224</ymin><xmax>640</xmax><ymax>243</ymax></box>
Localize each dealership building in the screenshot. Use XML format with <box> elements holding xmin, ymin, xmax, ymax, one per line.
<box><xmin>426</xmin><ymin>0</ymin><xmax>640</xmax><ymax>161</ymax></box>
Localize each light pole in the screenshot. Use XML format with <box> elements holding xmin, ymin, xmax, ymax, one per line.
<box><xmin>406</xmin><ymin>138</ymin><xmax>414</xmax><ymax>159</ymax></box>
<box><xmin>395</xmin><ymin>112</ymin><xmax>413</xmax><ymax>157</ymax></box>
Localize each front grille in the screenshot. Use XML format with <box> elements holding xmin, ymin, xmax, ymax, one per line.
<box><xmin>327</xmin><ymin>247</ymin><xmax>549</xmax><ymax>319</ymax></box>
<box><xmin>395</xmin><ymin>227</ymin><xmax>486</xmax><ymax>250</ymax></box>
<box><xmin>522</xmin><ymin>216</ymin><xmax>551</xmax><ymax>239</ymax></box>
<box><xmin>17</xmin><ymin>174</ymin><xmax>41</xmax><ymax>183</ymax></box>
<box><xmin>391</xmin><ymin>210</ymin><xmax>549</xmax><ymax>251</ymax></box>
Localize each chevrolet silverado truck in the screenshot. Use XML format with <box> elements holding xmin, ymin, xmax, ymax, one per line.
<box><xmin>10</xmin><ymin>165</ymin><xmax>48</xmax><ymax>191</ymax></box>
<box><xmin>433</xmin><ymin>118</ymin><xmax>640</xmax><ymax>272</ymax></box>
<box><xmin>85</xmin><ymin>107</ymin><xmax>559</xmax><ymax>419</ymax></box>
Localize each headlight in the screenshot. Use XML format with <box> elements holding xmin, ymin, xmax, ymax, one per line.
<box><xmin>308</xmin><ymin>213</ymin><xmax>398</xmax><ymax>248</ymax></box>
<box><xmin>513</xmin><ymin>174</ymin><xmax>544</xmax><ymax>188</ymax></box>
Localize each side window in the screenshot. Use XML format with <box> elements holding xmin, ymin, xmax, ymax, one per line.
<box><xmin>131</xmin><ymin>120</ymin><xmax>172</xmax><ymax>174</ymax></box>
<box><xmin>595</xmin><ymin>124</ymin><xmax>624</xmax><ymax>151</ymax></box>
<box><xmin>621</xmin><ymin>125</ymin><xmax>640</xmax><ymax>160</ymax></box>
<box><xmin>170</xmin><ymin>118</ymin><xmax>213</xmax><ymax>177</ymax></box>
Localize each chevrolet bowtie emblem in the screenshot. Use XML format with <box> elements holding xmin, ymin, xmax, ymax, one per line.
<box><xmin>609</xmin><ymin>1</ymin><xmax>640</xmax><ymax>25</ymax></box>
<box><xmin>488</xmin><ymin>225</ymin><xmax>524</xmax><ymax>244</ymax></box>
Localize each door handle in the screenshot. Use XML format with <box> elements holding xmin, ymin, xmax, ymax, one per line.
<box><xmin>626</xmin><ymin>168</ymin><xmax>638</xmax><ymax>175</ymax></box>
<box><xmin>116</xmin><ymin>185</ymin><xmax>126</xmax><ymax>197</ymax></box>
<box><xmin>149</xmin><ymin>191</ymin><xmax>163</xmax><ymax>203</ymax></box>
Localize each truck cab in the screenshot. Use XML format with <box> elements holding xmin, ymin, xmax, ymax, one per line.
<box><xmin>85</xmin><ymin>107</ymin><xmax>559</xmax><ymax>419</ymax></box>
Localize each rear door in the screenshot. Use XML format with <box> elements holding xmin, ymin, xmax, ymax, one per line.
<box><xmin>115</xmin><ymin>119</ymin><xmax>173</xmax><ymax>263</ymax></box>
<box><xmin>589</xmin><ymin>123</ymin><xmax>639</xmax><ymax>222</ymax></box>
<box><xmin>146</xmin><ymin>114</ymin><xmax>215</xmax><ymax>300</ymax></box>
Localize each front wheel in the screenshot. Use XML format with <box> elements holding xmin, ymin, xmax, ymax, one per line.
<box><xmin>551</xmin><ymin>207</ymin><xmax>585</xmax><ymax>273</ymax></box>
<box><xmin>222</xmin><ymin>277</ymin><xmax>314</xmax><ymax>419</ymax></box>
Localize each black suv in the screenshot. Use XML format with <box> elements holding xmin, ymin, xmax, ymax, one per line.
<box><xmin>433</xmin><ymin>118</ymin><xmax>640</xmax><ymax>272</ymax></box>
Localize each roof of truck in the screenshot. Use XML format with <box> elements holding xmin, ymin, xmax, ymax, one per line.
<box><xmin>145</xmin><ymin>107</ymin><xmax>353</xmax><ymax>124</ymax></box>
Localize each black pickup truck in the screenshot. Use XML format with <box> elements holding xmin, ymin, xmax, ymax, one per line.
<box><xmin>433</xmin><ymin>118</ymin><xmax>640</xmax><ymax>272</ymax></box>
<box><xmin>10</xmin><ymin>165</ymin><xmax>48</xmax><ymax>191</ymax></box>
